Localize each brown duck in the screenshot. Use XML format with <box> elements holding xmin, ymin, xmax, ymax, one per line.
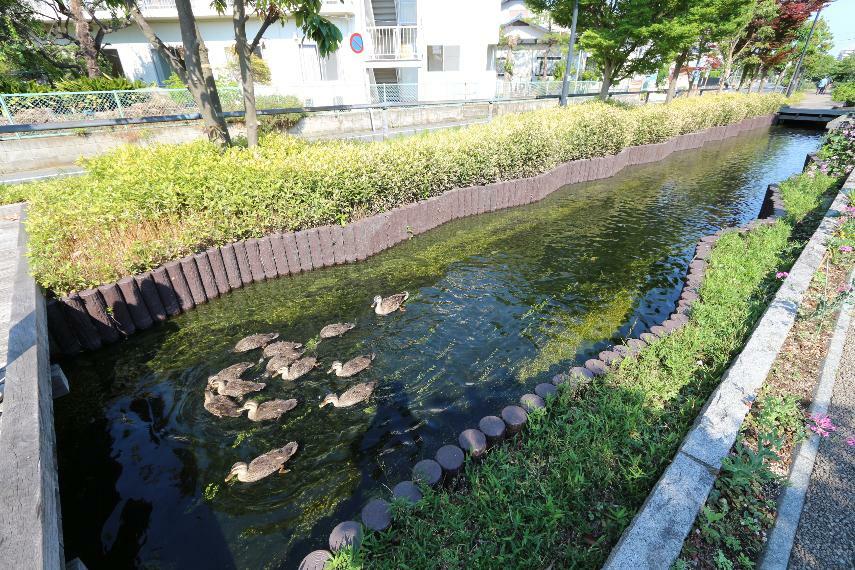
<box><xmin>233</xmin><ymin>332</ymin><xmax>279</xmax><ymax>353</ymax></box>
<box><xmin>320</xmin><ymin>322</ymin><xmax>356</xmax><ymax>339</ymax></box>
<box><xmin>203</xmin><ymin>390</ymin><xmax>245</xmax><ymax>418</ymax></box>
<box><xmin>207</xmin><ymin>377</ymin><xmax>266</xmax><ymax>399</ymax></box>
<box><xmin>263</xmin><ymin>341</ymin><xmax>304</xmax><ymax>359</ymax></box>
<box><xmin>371</xmin><ymin>292</ymin><xmax>409</xmax><ymax>315</ymax></box>
<box><xmin>277</xmin><ymin>356</ymin><xmax>318</xmax><ymax>381</ymax></box>
<box><xmin>319</xmin><ymin>382</ymin><xmax>377</xmax><ymax>408</ymax></box>
<box><xmin>225</xmin><ymin>442</ymin><xmax>299</xmax><ymax>483</ymax></box>
<box><xmin>210</xmin><ymin>362</ymin><xmax>254</xmax><ymax>381</ymax></box>
<box><xmin>242</xmin><ymin>399</ymin><xmax>298</xmax><ymax>421</ymax></box>
<box><xmin>265</xmin><ymin>351</ymin><xmax>304</xmax><ymax>374</ymax></box>
<box><xmin>327</xmin><ymin>354</ymin><xmax>375</xmax><ymax>378</ymax></box>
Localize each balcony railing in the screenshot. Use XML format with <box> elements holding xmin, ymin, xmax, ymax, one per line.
<box><xmin>366</xmin><ymin>26</ymin><xmax>419</xmax><ymax>60</ymax></box>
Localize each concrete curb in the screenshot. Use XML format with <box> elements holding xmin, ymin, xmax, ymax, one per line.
<box><xmin>759</xmin><ymin>265</ymin><xmax>855</xmax><ymax>570</ymax></box>
<box><xmin>604</xmin><ymin>180</ymin><xmax>852</xmax><ymax>568</ymax></box>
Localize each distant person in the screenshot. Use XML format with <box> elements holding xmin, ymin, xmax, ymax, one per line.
<box><xmin>817</xmin><ymin>77</ymin><xmax>829</xmax><ymax>94</ymax></box>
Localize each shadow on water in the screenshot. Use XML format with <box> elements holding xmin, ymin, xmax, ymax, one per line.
<box><xmin>54</xmin><ymin>126</ymin><xmax>822</xmax><ymax>569</ymax></box>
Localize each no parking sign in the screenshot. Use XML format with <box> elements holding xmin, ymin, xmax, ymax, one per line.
<box><xmin>350</xmin><ymin>33</ymin><xmax>364</xmax><ymax>54</ymax></box>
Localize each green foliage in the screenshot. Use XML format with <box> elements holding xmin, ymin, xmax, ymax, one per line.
<box><xmin>0</xmin><ymin>183</ymin><xmax>29</xmax><ymax>205</ymax></box>
<box><xmin>831</xmin><ymin>82</ymin><xmax>855</xmax><ymax>106</ymax></box>
<box><xmin>778</xmin><ymin>172</ymin><xmax>837</xmax><ymax>224</ymax></box>
<box><xmin>831</xmin><ymin>54</ymin><xmax>855</xmax><ymax>83</ymax></box>
<box><xmin>15</xmin><ymin>93</ymin><xmax>785</xmax><ymax>294</ymax></box>
<box><xmin>224</xmin><ymin>51</ymin><xmax>272</xmax><ymax>85</ymax></box>
<box><xmin>53</xmin><ymin>76</ymin><xmax>147</xmax><ymax>92</ymax></box>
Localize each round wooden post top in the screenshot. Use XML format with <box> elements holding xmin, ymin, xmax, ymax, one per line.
<box><xmin>478</xmin><ymin>415</ymin><xmax>506</xmax><ymax>442</ymax></box>
<box><xmin>299</xmin><ymin>550</ymin><xmax>332</xmax><ymax>570</ymax></box>
<box><xmin>392</xmin><ymin>480</ymin><xmax>422</xmax><ymax>504</ymax></box>
<box><xmin>412</xmin><ymin>459</ymin><xmax>442</xmax><ymax>486</ymax></box>
<box><xmin>329</xmin><ymin>520</ymin><xmax>363</xmax><ymax>552</ymax></box>
<box><xmin>584</xmin><ymin>359</ymin><xmax>608</xmax><ymax>376</ymax></box>
<box><xmin>535</xmin><ymin>383</ymin><xmax>557</xmax><ymax>399</ymax></box>
<box><xmin>501</xmin><ymin>405</ymin><xmax>527</xmax><ymax>433</ymax></box>
<box><xmin>520</xmin><ymin>393</ymin><xmax>545</xmax><ymax>411</ymax></box>
<box><xmin>458</xmin><ymin>429</ymin><xmax>487</xmax><ymax>457</ymax></box>
<box><xmin>361</xmin><ymin>498</ymin><xmax>392</xmax><ymax>531</ymax></box>
<box><xmin>436</xmin><ymin>444</ymin><xmax>465</xmax><ymax>472</ymax></box>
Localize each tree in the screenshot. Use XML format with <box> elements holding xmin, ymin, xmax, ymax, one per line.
<box><xmin>527</xmin><ymin>0</ymin><xmax>688</xmax><ymax>98</ymax></box>
<box><xmin>831</xmin><ymin>54</ymin><xmax>855</xmax><ymax>83</ymax></box>
<box><xmin>216</xmin><ymin>0</ymin><xmax>342</xmax><ymax>148</ymax></box>
<box><xmin>30</xmin><ymin>1</ymin><xmax>133</xmax><ymax>78</ymax></box>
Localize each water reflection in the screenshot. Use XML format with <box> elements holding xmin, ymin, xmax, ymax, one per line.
<box><xmin>55</xmin><ymin>127</ymin><xmax>821</xmax><ymax>568</ymax></box>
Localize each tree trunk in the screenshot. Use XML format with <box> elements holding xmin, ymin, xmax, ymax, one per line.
<box><xmin>718</xmin><ymin>43</ymin><xmax>736</xmax><ymax>92</ymax></box>
<box><xmin>70</xmin><ymin>0</ymin><xmax>99</xmax><ymax>78</ymax></box>
<box><xmin>541</xmin><ymin>45</ymin><xmax>551</xmax><ymax>81</ymax></box>
<box><xmin>174</xmin><ymin>0</ymin><xmax>231</xmax><ymax>145</ymax></box>
<box><xmin>756</xmin><ymin>64</ymin><xmax>767</xmax><ymax>93</ymax></box>
<box><xmin>598</xmin><ymin>62</ymin><xmax>613</xmax><ymax>99</ymax></box>
<box><xmin>666</xmin><ymin>49</ymin><xmax>689</xmax><ymax>103</ymax></box>
<box><xmin>233</xmin><ymin>0</ymin><xmax>258</xmax><ymax>147</ymax></box>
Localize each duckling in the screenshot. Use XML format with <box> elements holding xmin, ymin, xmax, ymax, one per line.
<box><xmin>210</xmin><ymin>362</ymin><xmax>254</xmax><ymax>381</ymax></box>
<box><xmin>203</xmin><ymin>390</ymin><xmax>245</xmax><ymax>418</ymax></box>
<box><xmin>371</xmin><ymin>292</ymin><xmax>409</xmax><ymax>315</ymax></box>
<box><xmin>263</xmin><ymin>341</ymin><xmax>304</xmax><ymax>359</ymax></box>
<box><xmin>207</xmin><ymin>377</ymin><xmax>266</xmax><ymax>399</ymax></box>
<box><xmin>327</xmin><ymin>354</ymin><xmax>375</xmax><ymax>378</ymax></box>
<box><xmin>319</xmin><ymin>322</ymin><xmax>356</xmax><ymax>339</ymax></box>
<box><xmin>233</xmin><ymin>332</ymin><xmax>279</xmax><ymax>353</ymax></box>
<box><xmin>225</xmin><ymin>442</ymin><xmax>299</xmax><ymax>483</ymax></box>
<box><xmin>265</xmin><ymin>352</ymin><xmax>303</xmax><ymax>374</ymax></box>
<box><xmin>277</xmin><ymin>356</ymin><xmax>318</xmax><ymax>381</ymax></box>
<box><xmin>242</xmin><ymin>398</ymin><xmax>298</xmax><ymax>421</ymax></box>
<box><xmin>319</xmin><ymin>382</ymin><xmax>377</xmax><ymax>408</ymax></box>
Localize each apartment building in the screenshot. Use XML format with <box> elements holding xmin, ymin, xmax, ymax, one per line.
<box><xmin>96</xmin><ymin>0</ymin><xmax>500</xmax><ymax>105</ymax></box>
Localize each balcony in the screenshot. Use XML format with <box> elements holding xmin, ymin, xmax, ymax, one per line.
<box><xmin>366</xmin><ymin>26</ymin><xmax>420</xmax><ymax>61</ymax></box>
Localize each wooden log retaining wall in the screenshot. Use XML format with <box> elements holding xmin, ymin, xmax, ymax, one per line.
<box><xmin>48</xmin><ymin>114</ymin><xmax>777</xmax><ymax>355</ymax></box>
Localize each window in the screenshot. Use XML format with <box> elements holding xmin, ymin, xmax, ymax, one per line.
<box><xmin>496</xmin><ymin>56</ymin><xmax>507</xmax><ymax>77</ymax></box>
<box><xmin>486</xmin><ymin>45</ymin><xmax>497</xmax><ymax>71</ymax></box>
<box><xmin>536</xmin><ymin>56</ymin><xmax>563</xmax><ymax>78</ymax></box>
<box><xmin>299</xmin><ymin>44</ymin><xmax>321</xmax><ymax>82</ymax></box>
<box><xmin>427</xmin><ymin>45</ymin><xmax>461</xmax><ymax>72</ymax></box>
<box><xmin>102</xmin><ymin>48</ymin><xmax>124</xmax><ymax>77</ymax></box>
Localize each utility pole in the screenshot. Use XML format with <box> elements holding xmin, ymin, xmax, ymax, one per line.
<box><xmin>786</xmin><ymin>6</ymin><xmax>822</xmax><ymax>97</ymax></box>
<box><xmin>559</xmin><ymin>0</ymin><xmax>579</xmax><ymax>106</ymax></box>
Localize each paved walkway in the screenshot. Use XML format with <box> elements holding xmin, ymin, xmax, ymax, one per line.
<box><xmin>0</xmin><ymin>203</ymin><xmax>25</xmax><ymax>413</ymax></box>
<box><xmin>789</xmin><ymin>92</ymin><xmax>839</xmax><ymax>109</ymax></box>
<box><xmin>788</xmin><ymin>311</ymin><xmax>855</xmax><ymax>569</ymax></box>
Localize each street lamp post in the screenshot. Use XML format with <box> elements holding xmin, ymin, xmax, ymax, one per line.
<box><xmin>786</xmin><ymin>6</ymin><xmax>822</xmax><ymax>97</ymax></box>
<box><xmin>559</xmin><ymin>0</ymin><xmax>580</xmax><ymax>106</ymax></box>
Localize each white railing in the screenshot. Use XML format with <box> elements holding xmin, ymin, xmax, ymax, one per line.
<box><xmin>136</xmin><ymin>0</ymin><xmax>177</xmax><ymax>8</ymax></box>
<box><xmin>366</xmin><ymin>25</ymin><xmax>420</xmax><ymax>60</ymax></box>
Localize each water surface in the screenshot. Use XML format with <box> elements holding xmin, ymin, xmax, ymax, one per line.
<box><xmin>56</xmin><ymin>127</ymin><xmax>821</xmax><ymax>569</ymax></box>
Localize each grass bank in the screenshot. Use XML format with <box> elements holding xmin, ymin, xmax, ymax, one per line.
<box><xmin>0</xmin><ymin>93</ymin><xmax>784</xmax><ymax>295</ymax></box>
<box><xmin>326</xmin><ymin>172</ymin><xmax>839</xmax><ymax>569</ymax></box>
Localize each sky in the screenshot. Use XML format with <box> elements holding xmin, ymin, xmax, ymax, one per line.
<box><xmin>822</xmin><ymin>0</ymin><xmax>855</xmax><ymax>56</ymax></box>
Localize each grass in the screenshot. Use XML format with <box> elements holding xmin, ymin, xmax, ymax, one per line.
<box><xmin>0</xmin><ymin>93</ymin><xmax>785</xmax><ymax>295</ymax></box>
<box><xmin>324</xmin><ymin>169</ymin><xmax>843</xmax><ymax>569</ymax></box>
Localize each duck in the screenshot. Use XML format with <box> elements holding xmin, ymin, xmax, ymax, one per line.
<box><xmin>241</xmin><ymin>398</ymin><xmax>298</xmax><ymax>421</ymax></box>
<box><xmin>210</xmin><ymin>362</ymin><xmax>254</xmax><ymax>381</ymax></box>
<box><xmin>277</xmin><ymin>356</ymin><xmax>318</xmax><ymax>381</ymax></box>
<box><xmin>319</xmin><ymin>382</ymin><xmax>377</xmax><ymax>408</ymax></box>
<box><xmin>320</xmin><ymin>322</ymin><xmax>356</xmax><ymax>339</ymax></box>
<box><xmin>327</xmin><ymin>354</ymin><xmax>375</xmax><ymax>378</ymax></box>
<box><xmin>203</xmin><ymin>390</ymin><xmax>245</xmax><ymax>418</ymax></box>
<box><xmin>233</xmin><ymin>332</ymin><xmax>279</xmax><ymax>353</ymax></box>
<box><xmin>265</xmin><ymin>352</ymin><xmax>303</xmax><ymax>374</ymax></box>
<box><xmin>225</xmin><ymin>442</ymin><xmax>299</xmax><ymax>483</ymax></box>
<box><xmin>263</xmin><ymin>341</ymin><xmax>304</xmax><ymax>359</ymax></box>
<box><xmin>371</xmin><ymin>292</ymin><xmax>409</xmax><ymax>315</ymax></box>
<box><xmin>207</xmin><ymin>377</ymin><xmax>266</xmax><ymax>399</ymax></box>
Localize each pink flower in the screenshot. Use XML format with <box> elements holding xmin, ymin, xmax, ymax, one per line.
<box><xmin>776</xmin><ymin>272</ymin><xmax>789</xmax><ymax>279</ymax></box>
<box><xmin>807</xmin><ymin>413</ymin><xmax>837</xmax><ymax>437</ymax></box>
<box><xmin>847</xmin><ymin>437</ymin><xmax>855</xmax><ymax>447</ymax></box>
<box><xmin>838</xmin><ymin>284</ymin><xmax>853</xmax><ymax>293</ymax></box>
<box><xmin>840</xmin><ymin>246</ymin><xmax>854</xmax><ymax>253</ymax></box>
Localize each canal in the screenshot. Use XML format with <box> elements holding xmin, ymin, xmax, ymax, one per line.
<box><xmin>55</xmin><ymin>126</ymin><xmax>821</xmax><ymax>569</ymax></box>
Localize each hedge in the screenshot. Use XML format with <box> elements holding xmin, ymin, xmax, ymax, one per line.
<box><xmin>9</xmin><ymin>93</ymin><xmax>785</xmax><ymax>295</ymax></box>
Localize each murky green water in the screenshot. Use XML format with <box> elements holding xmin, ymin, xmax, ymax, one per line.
<box><xmin>55</xmin><ymin>127</ymin><xmax>821</xmax><ymax>569</ymax></box>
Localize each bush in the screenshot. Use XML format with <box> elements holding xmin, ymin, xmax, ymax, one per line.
<box><xmin>53</xmin><ymin>76</ymin><xmax>147</xmax><ymax>92</ymax></box>
<box><xmin>831</xmin><ymin>81</ymin><xmax>855</xmax><ymax>106</ymax></box>
<box><xmin>17</xmin><ymin>93</ymin><xmax>785</xmax><ymax>294</ymax></box>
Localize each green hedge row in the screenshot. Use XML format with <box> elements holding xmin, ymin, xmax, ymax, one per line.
<box><xmin>12</xmin><ymin>93</ymin><xmax>785</xmax><ymax>294</ymax></box>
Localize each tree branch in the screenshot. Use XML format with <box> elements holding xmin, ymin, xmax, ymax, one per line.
<box><xmin>249</xmin><ymin>10</ymin><xmax>279</xmax><ymax>53</ymax></box>
<box><xmin>126</xmin><ymin>2</ymin><xmax>188</xmax><ymax>83</ymax></box>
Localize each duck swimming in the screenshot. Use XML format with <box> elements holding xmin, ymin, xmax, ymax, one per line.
<box><xmin>210</xmin><ymin>362</ymin><xmax>254</xmax><ymax>381</ymax></box>
<box><xmin>263</xmin><ymin>341</ymin><xmax>304</xmax><ymax>359</ymax></box>
<box><xmin>234</xmin><ymin>332</ymin><xmax>279</xmax><ymax>352</ymax></box>
<box><xmin>319</xmin><ymin>382</ymin><xmax>377</xmax><ymax>408</ymax></box>
<box><xmin>207</xmin><ymin>377</ymin><xmax>266</xmax><ymax>399</ymax></box>
<box><xmin>225</xmin><ymin>442</ymin><xmax>299</xmax><ymax>483</ymax></box>
<box><xmin>277</xmin><ymin>356</ymin><xmax>318</xmax><ymax>381</ymax></box>
<box><xmin>327</xmin><ymin>354</ymin><xmax>375</xmax><ymax>378</ymax></box>
<box><xmin>242</xmin><ymin>399</ymin><xmax>298</xmax><ymax>421</ymax></box>
<box><xmin>203</xmin><ymin>390</ymin><xmax>245</xmax><ymax>418</ymax></box>
<box><xmin>371</xmin><ymin>292</ymin><xmax>409</xmax><ymax>315</ymax></box>
<box><xmin>265</xmin><ymin>351</ymin><xmax>303</xmax><ymax>374</ymax></box>
<box><xmin>319</xmin><ymin>322</ymin><xmax>356</xmax><ymax>339</ymax></box>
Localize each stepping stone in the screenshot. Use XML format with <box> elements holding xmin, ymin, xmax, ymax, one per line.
<box><xmin>535</xmin><ymin>383</ymin><xmax>557</xmax><ymax>399</ymax></box>
<box><xmin>612</xmin><ymin>345</ymin><xmax>630</xmax><ymax>357</ymax></box>
<box><xmin>479</xmin><ymin>415</ymin><xmax>506</xmax><ymax>444</ymax></box>
<box><xmin>585</xmin><ymin>359</ymin><xmax>608</xmax><ymax>376</ymax></box>
<box><xmin>640</xmin><ymin>332</ymin><xmax>657</xmax><ymax>344</ymax></box>
<box><xmin>663</xmin><ymin>319</ymin><xmax>683</xmax><ymax>332</ymax></box>
<box><xmin>700</xmin><ymin>235</ymin><xmax>718</xmax><ymax>244</ymax></box>
<box><xmin>458</xmin><ymin>429</ymin><xmax>487</xmax><ymax>457</ymax></box>
<box><xmin>392</xmin><ymin>481</ymin><xmax>422</xmax><ymax>504</ymax></box>
<box><xmin>552</xmin><ymin>373</ymin><xmax>568</xmax><ymax>385</ymax></box>
<box><xmin>329</xmin><ymin>521</ymin><xmax>363</xmax><ymax>552</ymax></box>
<box><xmin>568</xmin><ymin>366</ymin><xmax>594</xmax><ymax>381</ymax></box>
<box><xmin>650</xmin><ymin>325</ymin><xmax>667</xmax><ymax>337</ymax></box>
<box><xmin>501</xmin><ymin>405</ymin><xmax>527</xmax><ymax>434</ymax></box>
<box><xmin>412</xmin><ymin>459</ymin><xmax>442</xmax><ymax>487</ymax></box>
<box><xmin>599</xmin><ymin>350</ymin><xmax>621</xmax><ymax>365</ymax></box>
<box><xmin>689</xmin><ymin>260</ymin><xmax>705</xmax><ymax>271</ymax></box>
<box><xmin>625</xmin><ymin>338</ymin><xmax>646</xmax><ymax>354</ymax></box>
<box><xmin>520</xmin><ymin>393</ymin><xmax>545</xmax><ymax>411</ymax></box>
<box><xmin>299</xmin><ymin>550</ymin><xmax>332</xmax><ymax>570</ymax></box>
<box><xmin>670</xmin><ymin>313</ymin><xmax>689</xmax><ymax>325</ymax></box>
<box><xmin>436</xmin><ymin>444</ymin><xmax>465</xmax><ymax>474</ymax></box>
<box><xmin>361</xmin><ymin>499</ymin><xmax>392</xmax><ymax>531</ymax></box>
